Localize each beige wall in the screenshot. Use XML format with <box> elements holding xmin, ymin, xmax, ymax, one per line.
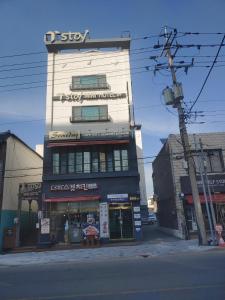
<box><xmin>2</xmin><ymin>136</ymin><xmax>43</xmax><ymax>211</ymax></box>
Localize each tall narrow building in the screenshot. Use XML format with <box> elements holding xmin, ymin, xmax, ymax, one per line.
<box><xmin>42</xmin><ymin>30</ymin><xmax>147</xmax><ymax>244</ymax></box>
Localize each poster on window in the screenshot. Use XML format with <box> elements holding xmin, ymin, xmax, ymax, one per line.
<box><xmin>41</xmin><ymin>218</ymin><xmax>50</xmax><ymax>234</ymax></box>
<box><xmin>99</xmin><ymin>202</ymin><xmax>109</xmax><ymax>238</ymax></box>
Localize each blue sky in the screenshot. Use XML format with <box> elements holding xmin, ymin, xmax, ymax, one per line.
<box><xmin>1</xmin><ymin>0</ymin><xmax>225</xmax><ymax>195</ymax></box>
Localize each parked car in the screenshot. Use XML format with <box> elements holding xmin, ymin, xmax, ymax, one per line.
<box><xmin>147</xmin><ymin>212</ymin><xmax>157</xmax><ymax>225</ymax></box>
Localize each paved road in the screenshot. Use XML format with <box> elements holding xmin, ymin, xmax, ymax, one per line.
<box><xmin>0</xmin><ymin>249</ymin><xmax>224</xmax><ymax>300</ymax></box>
<box><xmin>142</xmin><ymin>224</ymin><xmax>179</xmax><ymax>242</ymax></box>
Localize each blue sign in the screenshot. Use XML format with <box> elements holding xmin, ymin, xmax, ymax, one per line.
<box><xmin>107</xmin><ymin>194</ymin><xmax>129</xmax><ymax>202</ymax></box>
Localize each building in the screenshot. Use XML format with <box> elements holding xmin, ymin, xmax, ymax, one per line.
<box><xmin>147</xmin><ymin>196</ymin><xmax>157</xmax><ymax>213</ymax></box>
<box><xmin>41</xmin><ymin>30</ymin><xmax>147</xmax><ymax>244</ymax></box>
<box><xmin>0</xmin><ymin>132</ymin><xmax>43</xmax><ymax>252</ymax></box>
<box><xmin>152</xmin><ymin>133</ymin><xmax>225</xmax><ymax>239</ymax></box>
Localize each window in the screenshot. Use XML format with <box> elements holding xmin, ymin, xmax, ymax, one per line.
<box><xmin>121</xmin><ymin>150</ymin><xmax>129</xmax><ymax>171</ymax></box>
<box><xmin>193</xmin><ymin>150</ymin><xmax>223</xmax><ymax>173</ymax></box>
<box><xmin>71</xmin><ymin>74</ymin><xmax>108</xmax><ymax>90</ymax></box>
<box><xmin>92</xmin><ymin>152</ymin><xmax>99</xmax><ymax>172</ymax></box>
<box><xmin>60</xmin><ymin>153</ymin><xmax>67</xmax><ymax>174</ymax></box>
<box><xmin>114</xmin><ymin>150</ymin><xmax>121</xmax><ymax>171</ymax></box>
<box><xmin>68</xmin><ymin>152</ymin><xmax>75</xmax><ymax>173</ymax></box>
<box><xmin>114</xmin><ymin>149</ymin><xmax>129</xmax><ymax>171</ymax></box>
<box><xmin>100</xmin><ymin>152</ymin><xmax>106</xmax><ymax>172</ymax></box>
<box><xmin>107</xmin><ymin>151</ymin><xmax>113</xmax><ymax>172</ymax></box>
<box><xmin>83</xmin><ymin>152</ymin><xmax>91</xmax><ymax>173</ymax></box>
<box><xmin>52</xmin><ymin>148</ymin><xmax>129</xmax><ymax>175</ymax></box>
<box><xmin>53</xmin><ymin>153</ymin><xmax>60</xmax><ymax>174</ymax></box>
<box><xmin>76</xmin><ymin>152</ymin><xmax>83</xmax><ymax>173</ymax></box>
<box><xmin>71</xmin><ymin>105</ymin><xmax>108</xmax><ymax>122</ymax></box>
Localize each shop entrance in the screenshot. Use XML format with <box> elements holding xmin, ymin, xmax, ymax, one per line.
<box><xmin>48</xmin><ymin>201</ymin><xmax>99</xmax><ymax>244</ymax></box>
<box><xmin>109</xmin><ymin>204</ymin><xmax>133</xmax><ymax>239</ymax></box>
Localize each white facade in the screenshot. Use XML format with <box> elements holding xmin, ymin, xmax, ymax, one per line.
<box><xmin>44</xmin><ymin>48</ymin><xmax>147</xmax><ymax>206</ymax></box>
<box><xmin>135</xmin><ymin>128</ymin><xmax>147</xmax><ymax>206</ymax></box>
<box><xmin>45</xmin><ymin>50</ymin><xmax>133</xmax><ymax>135</ymax></box>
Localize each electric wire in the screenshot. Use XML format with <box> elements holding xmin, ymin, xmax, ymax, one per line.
<box><xmin>188</xmin><ymin>34</ymin><xmax>225</xmax><ymax>112</ymax></box>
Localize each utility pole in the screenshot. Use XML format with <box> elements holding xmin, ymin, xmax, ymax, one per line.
<box><xmin>162</xmin><ymin>27</ymin><xmax>207</xmax><ymax>245</ymax></box>
<box><xmin>199</xmin><ymin>139</ymin><xmax>217</xmax><ymax>230</ymax></box>
<box><xmin>194</xmin><ymin>135</ymin><xmax>214</xmax><ymax>243</ymax></box>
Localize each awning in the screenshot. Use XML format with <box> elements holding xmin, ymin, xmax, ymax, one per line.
<box><xmin>44</xmin><ymin>195</ymin><xmax>101</xmax><ymax>202</ymax></box>
<box><xmin>186</xmin><ymin>193</ymin><xmax>225</xmax><ymax>204</ymax></box>
<box><xmin>47</xmin><ymin>139</ymin><xmax>129</xmax><ymax>148</ymax></box>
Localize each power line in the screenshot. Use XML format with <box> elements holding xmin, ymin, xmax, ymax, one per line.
<box><xmin>0</xmin><ymin>33</ymin><xmax>164</xmax><ymax>61</ymax></box>
<box><xmin>1</xmin><ymin>60</ymin><xmax>225</xmax><ymax>92</ymax></box>
<box><xmin>0</xmin><ymin>68</ymin><xmax>153</xmax><ymax>94</ymax></box>
<box><xmin>0</xmin><ymin>103</ymin><xmax>163</xmax><ymax>127</ymax></box>
<box><xmin>0</xmin><ymin>46</ymin><xmax>159</xmax><ymax>73</ymax></box>
<box><xmin>188</xmin><ymin>34</ymin><xmax>225</xmax><ymax>113</ymax></box>
<box><xmin>178</xmin><ymin>31</ymin><xmax>225</xmax><ymax>36</ymax></box>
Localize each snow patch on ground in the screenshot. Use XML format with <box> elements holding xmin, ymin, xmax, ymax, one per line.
<box><xmin>0</xmin><ymin>239</ymin><xmax>215</xmax><ymax>266</ymax></box>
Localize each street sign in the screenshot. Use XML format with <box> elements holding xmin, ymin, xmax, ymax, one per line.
<box><xmin>20</xmin><ymin>182</ymin><xmax>42</xmax><ymax>201</ymax></box>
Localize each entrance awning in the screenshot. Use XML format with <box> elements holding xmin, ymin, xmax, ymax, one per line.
<box><xmin>47</xmin><ymin>139</ymin><xmax>129</xmax><ymax>148</ymax></box>
<box><xmin>44</xmin><ymin>195</ymin><xmax>101</xmax><ymax>202</ymax></box>
<box><xmin>186</xmin><ymin>193</ymin><xmax>225</xmax><ymax>204</ymax></box>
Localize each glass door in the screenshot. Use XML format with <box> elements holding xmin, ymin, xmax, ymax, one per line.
<box><xmin>109</xmin><ymin>205</ymin><xmax>134</xmax><ymax>239</ymax></box>
<box><xmin>121</xmin><ymin>209</ymin><xmax>133</xmax><ymax>238</ymax></box>
<box><xmin>109</xmin><ymin>209</ymin><xmax>121</xmax><ymax>239</ymax></box>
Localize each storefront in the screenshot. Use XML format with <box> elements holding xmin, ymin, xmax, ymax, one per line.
<box><xmin>181</xmin><ymin>175</ymin><xmax>225</xmax><ymax>232</ymax></box>
<box><xmin>42</xmin><ymin>178</ymin><xmax>141</xmax><ymax>244</ymax></box>
<box><xmin>45</xmin><ymin>199</ymin><xmax>100</xmax><ymax>243</ymax></box>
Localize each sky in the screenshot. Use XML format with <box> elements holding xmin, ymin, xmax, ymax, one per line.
<box><xmin>0</xmin><ymin>0</ymin><xmax>225</xmax><ymax>196</ymax></box>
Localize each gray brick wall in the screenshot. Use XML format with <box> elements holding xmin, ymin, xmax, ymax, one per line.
<box><xmin>153</xmin><ymin>132</ymin><xmax>225</xmax><ymax>239</ymax></box>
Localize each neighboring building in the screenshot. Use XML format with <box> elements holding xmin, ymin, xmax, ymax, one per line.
<box><xmin>42</xmin><ymin>30</ymin><xmax>147</xmax><ymax>244</ymax></box>
<box><xmin>0</xmin><ymin>132</ymin><xmax>43</xmax><ymax>252</ymax></box>
<box><xmin>147</xmin><ymin>196</ymin><xmax>157</xmax><ymax>213</ymax></box>
<box><xmin>35</xmin><ymin>144</ymin><xmax>44</xmax><ymax>157</ymax></box>
<box><xmin>152</xmin><ymin>133</ymin><xmax>225</xmax><ymax>239</ymax></box>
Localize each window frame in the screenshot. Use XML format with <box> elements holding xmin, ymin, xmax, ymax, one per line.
<box><xmin>71</xmin><ymin>74</ymin><xmax>109</xmax><ymax>91</ymax></box>
<box><xmin>71</xmin><ymin>105</ymin><xmax>109</xmax><ymax>123</ymax></box>
<box><xmin>51</xmin><ymin>146</ymin><xmax>129</xmax><ymax>175</ymax></box>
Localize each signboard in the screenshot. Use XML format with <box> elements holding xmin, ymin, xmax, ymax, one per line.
<box><xmin>134</xmin><ymin>220</ymin><xmax>141</xmax><ymax>226</ymax></box>
<box><xmin>44</xmin><ymin>30</ymin><xmax>89</xmax><ymax>44</ymax></box>
<box><xmin>49</xmin><ymin>131</ymin><xmax>80</xmax><ymax>140</ymax></box>
<box><xmin>107</xmin><ymin>194</ymin><xmax>129</xmax><ymax>202</ymax></box>
<box><xmin>133</xmin><ymin>206</ymin><xmax>140</xmax><ymax>213</ymax></box>
<box><xmin>50</xmin><ymin>183</ymin><xmax>98</xmax><ymax>192</ymax></box>
<box><xmin>99</xmin><ymin>202</ymin><xmax>109</xmax><ymax>238</ymax></box>
<box><xmin>82</xmin><ymin>131</ymin><xmax>130</xmax><ymax>138</ymax></box>
<box><xmin>41</xmin><ymin>218</ymin><xmax>50</xmax><ymax>234</ymax></box>
<box><xmin>53</xmin><ymin>92</ymin><xmax>127</xmax><ymax>103</ymax></box>
<box><xmin>181</xmin><ymin>175</ymin><xmax>225</xmax><ymax>194</ymax></box>
<box><xmin>20</xmin><ymin>182</ymin><xmax>42</xmax><ymax>201</ymax></box>
<box><xmin>134</xmin><ymin>213</ymin><xmax>141</xmax><ymax>219</ymax></box>
<box><xmin>129</xmin><ymin>194</ymin><xmax>140</xmax><ymax>201</ymax></box>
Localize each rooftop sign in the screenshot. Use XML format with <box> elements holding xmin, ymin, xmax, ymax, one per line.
<box><xmin>44</xmin><ymin>31</ymin><xmax>130</xmax><ymax>52</ymax></box>
<box><xmin>44</xmin><ymin>30</ymin><xmax>89</xmax><ymax>44</ymax></box>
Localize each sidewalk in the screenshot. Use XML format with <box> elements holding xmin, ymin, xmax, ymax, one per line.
<box><xmin>0</xmin><ymin>239</ymin><xmax>216</xmax><ymax>267</ymax></box>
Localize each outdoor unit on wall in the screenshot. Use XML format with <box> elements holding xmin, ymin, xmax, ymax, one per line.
<box><xmin>162</xmin><ymin>86</ymin><xmax>174</xmax><ymax>105</ymax></box>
